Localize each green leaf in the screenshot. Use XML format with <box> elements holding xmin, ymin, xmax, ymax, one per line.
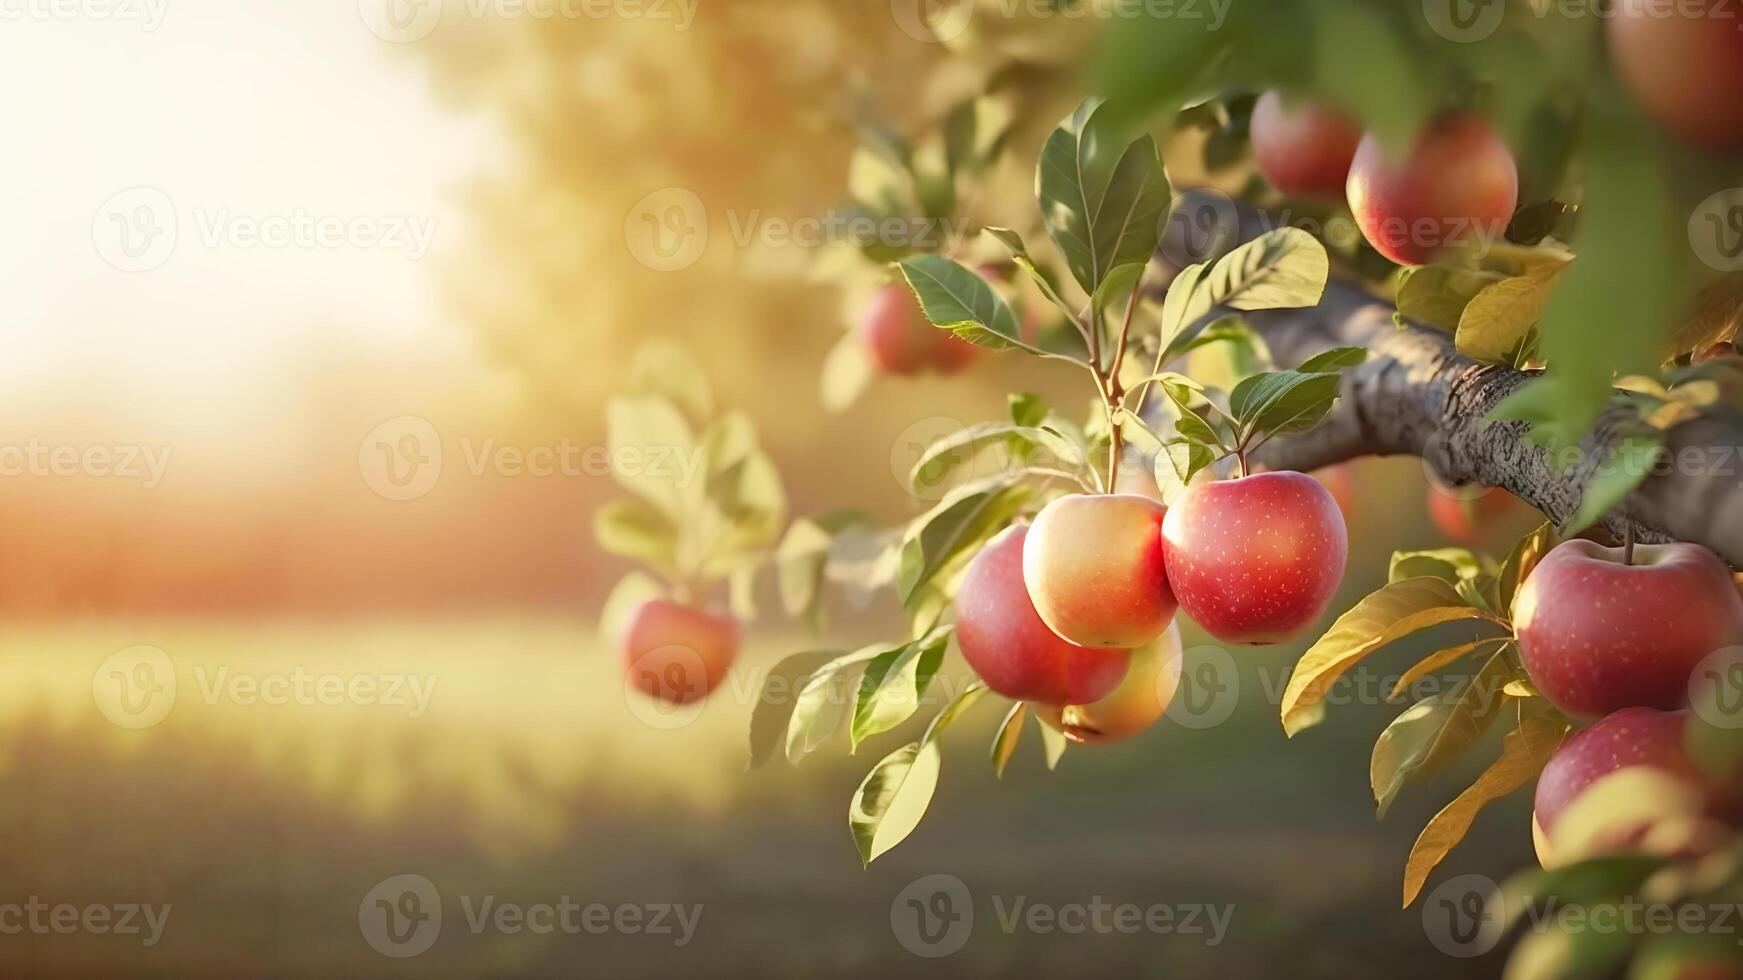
<box><xmin>775</xmin><ymin>510</ymin><xmax>869</xmax><ymax>633</ymax></box>
<box><xmin>630</xmin><ymin>342</ymin><xmax>714</xmax><ymax>422</ymax></box>
<box><xmin>897</xmin><ymin>480</ymin><xmax>1035</xmax><ymax>608</ymax></box>
<box><xmin>1371</xmin><ymin>651</ymin><xmax>1516</xmax><ymax>819</ymax></box>
<box><xmin>1401</xmin><ymin>707</ymin><xmax>1569</xmax><ymax>906</ymax></box>
<box><xmin>1158</xmin><ymin>229</ymin><xmax>1329</xmax><ymax>358</ymax></box>
<box><xmin>820</xmin><ymin>331</ymin><xmax>876</xmax><ymax>413</ymax></box>
<box><xmin>1396</xmin><ymin>266</ymin><xmax>1505</xmax><ymax>333</ymax></box>
<box><xmin>606</xmin><ymin>395</ymin><xmax>695</xmax><ymax>518</ymax></box>
<box><xmin>907</xmin><ymin>423</ymin><xmax>1087</xmax><ymax>496</ymax></box>
<box><xmin>1388</xmin><ymin>548</ymin><xmax>1484</xmax><ymax>586</ymax></box>
<box><xmin>898</xmin><ymin>254</ymin><xmax>1039</xmax><ymax>355</ymax></box>
<box><xmin>1296</xmin><ymin>346</ymin><xmax>1368</xmax><ymax>373</ymax></box>
<box><xmin>785</xmin><ymin>645</ymin><xmax>896</xmax><ymax>766</ymax></box>
<box><xmin>991</xmin><ymin>702</ymin><xmax>1027</xmax><ymax>779</ymax></box>
<box><xmin>1037</xmin><ymin>97</ymin><xmax>1172</xmax><ymax>297</ymax></box>
<box><xmin>748</xmin><ymin>650</ymin><xmax>841</xmax><ymax>770</ymax></box>
<box><xmin>1228</xmin><ymin>370</ymin><xmax>1343</xmax><ymax>438</ymax></box>
<box><xmin>1390</xmin><ymin>638</ymin><xmax>1513</xmax><ymax>701</ymax></box>
<box><xmin>1092</xmin><ymin>260</ymin><xmax>1148</xmax><ymax>315</ymax></box>
<box><xmin>1281</xmin><ymin>577</ymin><xmax>1507</xmax><ymax>737</ymax></box>
<box><xmin>1564</xmin><ymin>435</ymin><xmax>1663</xmax><ymax>535</ymax></box>
<box><xmin>1455</xmin><ymin>265</ymin><xmax>1560</xmax><ymax>366</ymax></box>
<box><xmin>1009</xmin><ymin>392</ymin><xmax>1049</xmax><ymax>427</ymax></box>
<box><xmin>849</xmin><ymin>684</ymin><xmax>987</xmax><ymax>865</ymax></box>
<box><xmin>594</xmin><ymin>498</ymin><xmax>679</xmax><ymax>573</ymax></box>
<box><xmin>983</xmin><ymin>226</ymin><xmax>1080</xmax><ymax>323</ymax></box>
<box><xmin>851</xmin><ymin>628</ymin><xmax>952</xmax><ymax>750</ymax></box>
<box><xmin>1155</xmin><ymin>440</ymin><xmax>1218</xmax><ymax>504</ymax></box>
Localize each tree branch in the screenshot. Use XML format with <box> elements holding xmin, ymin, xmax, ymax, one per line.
<box><xmin>1156</xmin><ymin>190</ymin><xmax>1743</xmax><ymax>568</ymax></box>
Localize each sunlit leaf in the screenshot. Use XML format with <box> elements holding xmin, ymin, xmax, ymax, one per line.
<box><xmin>748</xmin><ymin>650</ymin><xmax>842</xmax><ymax>770</ymax></box>
<box><xmin>1402</xmin><ymin>709</ymin><xmax>1569</xmax><ymax>906</ymax></box>
<box><xmin>594</xmin><ymin>498</ymin><xmax>679</xmax><ymax>574</ymax></box>
<box><xmin>1371</xmin><ymin>651</ymin><xmax>1516</xmax><ymax>819</ymax></box>
<box><xmin>1282</xmin><ymin>577</ymin><xmax>1506</xmax><ymax>737</ymax></box>
<box><xmin>1037</xmin><ymin>98</ymin><xmax>1171</xmax><ymax>296</ymax></box>
<box><xmin>851</xmin><ymin>628</ymin><xmax>952</xmax><ymax>750</ymax></box>
<box><xmin>991</xmin><ymin>702</ymin><xmax>1027</xmax><ymax>779</ymax></box>
<box><xmin>849</xmin><ymin>684</ymin><xmax>987</xmax><ymax>865</ymax></box>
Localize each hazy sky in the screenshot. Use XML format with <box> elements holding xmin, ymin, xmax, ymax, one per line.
<box><xmin>0</xmin><ymin>0</ymin><xmax>493</xmax><ymax>436</ymax></box>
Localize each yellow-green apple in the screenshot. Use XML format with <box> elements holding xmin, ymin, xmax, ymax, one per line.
<box><xmin>1426</xmin><ymin>485</ymin><xmax>1517</xmax><ymax>543</ymax></box>
<box><xmin>955</xmin><ymin>525</ymin><xmax>1132</xmax><ymax>705</ymax></box>
<box><xmin>1533</xmin><ymin>707</ymin><xmax>1742</xmax><ymax>867</ymax></box>
<box><xmin>617</xmin><ymin>599</ymin><xmax>737</xmax><ymax>705</ymax></box>
<box><xmin>1022</xmin><ymin>493</ymin><xmax>1175</xmax><ymax>648</ymax></box>
<box><xmin>1249</xmin><ymin>91</ymin><xmax>1362</xmax><ymax>200</ymax></box>
<box><xmin>857</xmin><ymin>283</ymin><xmax>978</xmax><ymax>376</ymax></box>
<box><xmin>1346</xmin><ymin>113</ymin><xmax>1518</xmax><ymax>266</ymax></box>
<box><xmin>1513</xmin><ymin>540</ymin><xmax>1743</xmax><ymax>718</ymax></box>
<box><xmin>1161</xmin><ymin>471</ymin><xmax>1348</xmax><ymax>644</ymax></box>
<box><xmin>1608</xmin><ymin>0</ymin><xmax>1743</xmax><ymax>151</ymax></box>
<box><xmin>1037</xmin><ymin>622</ymin><xmax>1183</xmax><ymax>744</ymax></box>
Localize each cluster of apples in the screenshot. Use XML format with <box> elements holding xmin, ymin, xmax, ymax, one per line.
<box><xmin>956</xmin><ymin>471</ymin><xmax>1348</xmax><ymax>742</ymax></box>
<box><xmin>1249</xmin><ymin>91</ymin><xmax>1519</xmax><ymax>267</ymax></box>
<box><xmin>1516</xmin><ymin>539</ymin><xmax>1743</xmax><ymax>867</ymax></box>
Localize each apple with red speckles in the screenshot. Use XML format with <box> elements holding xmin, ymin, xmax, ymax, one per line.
<box><xmin>1346</xmin><ymin>113</ymin><xmax>1518</xmax><ymax>266</ymax></box>
<box><xmin>857</xmin><ymin>282</ymin><xmax>980</xmax><ymax>376</ymax></box>
<box><xmin>1036</xmin><ymin>622</ymin><xmax>1183</xmax><ymax>744</ymax></box>
<box><xmin>618</xmin><ymin>599</ymin><xmax>738</xmax><ymax>705</ymax></box>
<box><xmin>1161</xmin><ymin>471</ymin><xmax>1348</xmax><ymax>645</ymax></box>
<box><xmin>1249</xmin><ymin>91</ymin><xmax>1362</xmax><ymax>200</ymax></box>
<box><xmin>1023</xmin><ymin>493</ymin><xmax>1175</xmax><ymax>648</ymax></box>
<box><xmin>955</xmin><ymin>525</ymin><xmax>1132</xmax><ymax>705</ymax></box>
<box><xmin>1532</xmin><ymin>707</ymin><xmax>1739</xmax><ymax>867</ymax></box>
<box><xmin>1513</xmin><ymin>540</ymin><xmax>1743</xmax><ymax>718</ymax></box>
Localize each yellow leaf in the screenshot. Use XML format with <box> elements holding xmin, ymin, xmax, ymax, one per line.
<box><xmin>1455</xmin><ymin>265</ymin><xmax>1562</xmax><ymax>365</ymax></box>
<box><xmin>1388</xmin><ymin>637</ymin><xmax>1510</xmax><ymax>700</ymax></box>
<box><xmin>1402</xmin><ymin>711</ymin><xmax>1568</xmax><ymax>906</ymax></box>
<box><xmin>1396</xmin><ymin>266</ymin><xmax>1503</xmax><ymax>333</ymax></box>
<box><xmin>1281</xmin><ymin>577</ymin><xmax>1504</xmax><ymax>737</ymax></box>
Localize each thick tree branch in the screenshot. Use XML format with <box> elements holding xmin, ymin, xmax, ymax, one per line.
<box><xmin>1156</xmin><ymin>191</ymin><xmax>1743</xmax><ymax>568</ymax></box>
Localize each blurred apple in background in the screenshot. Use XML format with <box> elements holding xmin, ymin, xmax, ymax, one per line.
<box><xmin>1249</xmin><ymin>91</ymin><xmax>1362</xmax><ymax>200</ymax></box>
<box><xmin>618</xmin><ymin>599</ymin><xmax>738</xmax><ymax>705</ymax></box>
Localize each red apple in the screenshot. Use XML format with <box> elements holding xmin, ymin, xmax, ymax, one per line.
<box><xmin>1696</xmin><ymin>341</ymin><xmax>1739</xmax><ymax>363</ymax></box>
<box><xmin>1346</xmin><ymin>113</ymin><xmax>1519</xmax><ymax>266</ymax></box>
<box><xmin>1426</xmin><ymin>485</ymin><xmax>1517</xmax><ymax>543</ymax></box>
<box><xmin>1249</xmin><ymin>91</ymin><xmax>1362</xmax><ymax>200</ymax></box>
<box><xmin>857</xmin><ymin>282</ymin><xmax>979</xmax><ymax>376</ymax></box>
<box><xmin>1036</xmin><ymin>622</ymin><xmax>1183</xmax><ymax>744</ymax></box>
<box><xmin>1513</xmin><ymin>540</ymin><xmax>1743</xmax><ymax>718</ymax></box>
<box><xmin>1533</xmin><ymin>708</ymin><xmax>1738</xmax><ymax>867</ymax></box>
<box><xmin>1161</xmin><ymin>471</ymin><xmax>1348</xmax><ymax>644</ymax></box>
<box><xmin>1023</xmin><ymin>493</ymin><xmax>1175</xmax><ymax>648</ymax></box>
<box><xmin>617</xmin><ymin>599</ymin><xmax>738</xmax><ymax>705</ymax></box>
<box><xmin>955</xmin><ymin>525</ymin><xmax>1132</xmax><ymax>705</ymax></box>
<box><xmin>1608</xmin><ymin>0</ymin><xmax>1743</xmax><ymax>151</ymax></box>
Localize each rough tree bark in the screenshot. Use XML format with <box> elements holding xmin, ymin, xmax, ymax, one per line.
<box><xmin>1154</xmin><ymin>190</ymin><xmax>1743</xmax><ymax>568</ymax></box>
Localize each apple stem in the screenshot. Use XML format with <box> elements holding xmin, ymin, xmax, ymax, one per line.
<box><xmin>1623</xmin><ymin>522</ymin><xmax>1636</xmax><ymax>566</ymax></box>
